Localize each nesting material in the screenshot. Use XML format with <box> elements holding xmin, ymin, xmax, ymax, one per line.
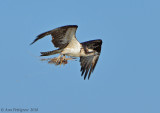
<box><xmin>41</xmin><ymin>57</ymin><xmax>75</xmax><ymax>66</ymax></box>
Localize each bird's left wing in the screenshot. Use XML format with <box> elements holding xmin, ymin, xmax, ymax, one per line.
<box><xmin>30</xmin><ymin>25</ymin><xmax>78</xmax><ymax>49</ymax></box>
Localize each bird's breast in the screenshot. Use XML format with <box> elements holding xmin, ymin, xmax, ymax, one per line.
<box><xmin>62</xmin><ymin>48</ymin><xmax>81</xmax><ymax>57</ymax></box>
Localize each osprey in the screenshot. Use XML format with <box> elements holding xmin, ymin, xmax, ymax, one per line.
<box><xmin>31</xmin><ymin>25</ymin><xmax>102</xmax><ymax>80</ymax></box>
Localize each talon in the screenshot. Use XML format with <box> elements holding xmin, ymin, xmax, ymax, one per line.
<box><xmin>62</xmin><ymin>55</ymin><xmax>66</xmax><ymax>62</ymax></box>
<box><xmin>60</xmin><ymin>57</ymin><xmax>63</xmax><ymax>66</ymax></box>
<box><xmin>56</xmin><ymin>55</ymin><xmax>62</xmax><ymax>65</ymax></box>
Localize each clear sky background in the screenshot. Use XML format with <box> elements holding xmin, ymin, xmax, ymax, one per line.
<box><xmin>0</xmin><ymin>0</ymin><xmax>160</xmax><ymax>113</ymax></box>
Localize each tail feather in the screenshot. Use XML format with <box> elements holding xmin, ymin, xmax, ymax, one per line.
<box><xmin>40</xmin><ymin>49</ymin><xmax>62</xmax><ymax>56</ymax></box>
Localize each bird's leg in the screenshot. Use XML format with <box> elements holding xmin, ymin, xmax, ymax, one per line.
<box><xmin>56</xmin><ymin>54</ymin><xmax>62</xmax><ymax>65</ymax></box>
<box><xmin>62</xmin><ymin>55</ymin><xmax>66</xmax><ymax>61</ymax></box>
<box><xmin>59</xmin><ymin>55</ymin><xmax>66</xmax><ymax>66</ymax></box>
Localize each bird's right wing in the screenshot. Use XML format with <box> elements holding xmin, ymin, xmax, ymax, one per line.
<box><xmin>80</xmin><ymin>39</ymin><xmax>102</xmax><ymax>80</ymax></box>
<box><xmin>80</xmin><ymin>55</ymin><xmax>100</xmax><ymax>80</ymax></box>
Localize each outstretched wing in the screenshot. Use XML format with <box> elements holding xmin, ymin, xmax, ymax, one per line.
<box><xmin>30</xmin><ymin>25</ymin><xmax>78</xmax><ymax>49</ymax></box>
<box><xmin>80</xmin><ymin>55</ymin><xmax>100</xmax><ymax>80</ymax></box>
<box><xmin>80</xmin><ymin>40</ymin><xmax>102</xmax><ymax>80</ymax></box>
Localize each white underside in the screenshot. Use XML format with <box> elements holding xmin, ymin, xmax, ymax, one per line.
<box><xmin>61</xmin><ymin>35</ymin><xmax>82</xmax><ymax>57</ymax></box>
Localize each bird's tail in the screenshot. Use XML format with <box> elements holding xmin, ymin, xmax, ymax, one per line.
<box><xmin>40</xmin><ymin>49</ymin><xmax>63</xmax><ymax>56</ymax></box>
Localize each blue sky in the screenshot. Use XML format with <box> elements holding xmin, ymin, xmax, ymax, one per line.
<box><xmin>0</xmin><ymin>0</ymin><xmax>160</xmax><ymax>113</ymax></box>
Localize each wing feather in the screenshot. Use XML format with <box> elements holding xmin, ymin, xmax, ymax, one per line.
<box><xmin>30</xmin><ymin>25</ymin><xmax>78</xmax><ymax>49</ymax></box>
<box><xmin>80</xmin><ymin>55</ymin><xmax>100</xmax><ymax>80</ymax></box>
<box><xmin>80</xmin><ymin>39</ymin><xmax>102</xmax><ymax>80</ymax></box>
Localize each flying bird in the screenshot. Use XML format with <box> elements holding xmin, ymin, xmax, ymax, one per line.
<box><xmin>31</xmin><ymin>25</ymin><xmax>102</xmax><ymax>80</ymax></box>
